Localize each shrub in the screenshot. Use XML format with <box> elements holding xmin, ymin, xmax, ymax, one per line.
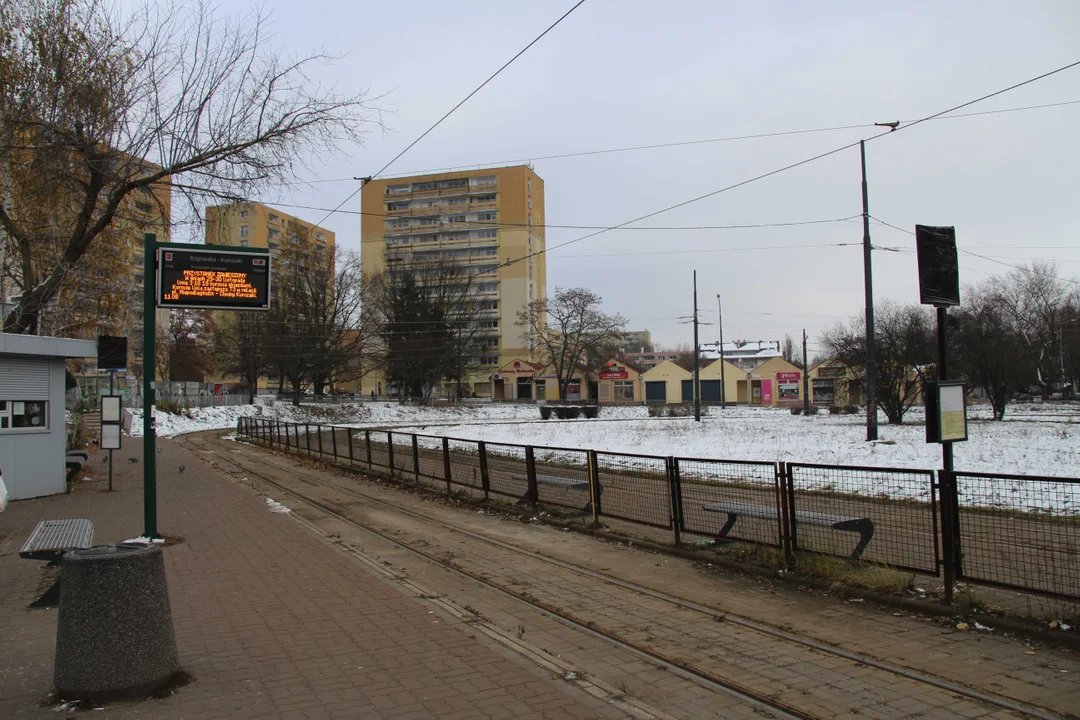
<box><xmin>647</xmin><ymin>404</ymin><xmax>665</xmax><ymax>417</ymax></box>
<box><xmin>790</xmin><ymin>407</ymin><xmax>803</xmax><ymax>416</ymax></box>
<box><xmin>539</xmin><ymin>406</ymin><xmax>552</xmax><ymax>420</ymax></box>
<box><xmin>828</xmin><ymin>405</ymin><xmax>842</xmax><ymax>416</ymax></box>
<box><xmin>553</xmin><ymin>406</ymin><xmax>582</xmax><ymax>420</ymax></box>
<box><xmin>805</xmin><ymin>406</ymin><xmax>820</xmax><ymax>415</ymax></box>
<box><xmin>582</xmin><ymin>405</ymin><xmax>600</xmax><ymax>419</ymax></box>
<box><xmin>843</xmin><ymin>405</ymin><xmax>858</xmax><ymax>415</ymax></box>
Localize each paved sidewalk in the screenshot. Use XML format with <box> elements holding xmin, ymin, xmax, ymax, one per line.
<box><xmin>0</xmin><ymin>435</ymin><xmax>625</xmax><ymax>719</ymax></box>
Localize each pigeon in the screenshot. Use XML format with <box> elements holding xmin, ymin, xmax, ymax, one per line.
<box><xmin>157</xmin><ymin>448</ymin><xmax>162</xmax><ymax>453</ymax></box>
<box><xmin>128</xmin><ymin>457</ymin><xmax>138</xmax><ymax>463</ymax></box>
<box><xmin>178</xmin><ymin>465</ymin><xmax>185</xmax><ymax>473</ymax></box>
<box><xmin>102</xmin><ymin>457</ymin><xmax>109</xmax><ymax>463</ymax></box>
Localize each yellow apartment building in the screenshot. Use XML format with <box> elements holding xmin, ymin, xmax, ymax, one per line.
<box><xmin>360</xmin><ymin>165</ymin><xmax>546</xmax><ymax>397</ymax></box>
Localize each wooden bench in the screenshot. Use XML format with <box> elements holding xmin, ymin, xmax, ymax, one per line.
<box><xmin>703</xmin><ymin>502</ymin><xmax>874</xmax><ymax>559</ymax></box>
<box><xmin>20</xmin><ymin>518</ymin><xmax>95</xmax><ymax>608</ymax></box>
<box><xmin>511</xmin><ymin>473</ymin><xmax>602</xmax><ymax>514</ymax></box>
<box><xmin>65</xmin><ymin>450</ymin><xmax>89</xmax><ymax>481</ymax></box>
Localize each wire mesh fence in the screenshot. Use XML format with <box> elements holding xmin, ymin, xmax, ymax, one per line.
<box><xmin>596</xmin><ymin>452</ymin><xmax>672</xmax><ymax>529</ymax></box>
<box><xmin>675</xmin><ymin>458</ymin><xmax>780</xmax><ymax>546</ymax></box>
<box><xmin>954</xmin><ymin>471</ymin><xmax>1080</xmax><ymax>600</ymax></box>
<box><xmin>234</xmin><ymin>418</ymin><xmax>1080</xmax><ymax>600</ymax></box>
<box><xmin>786</xmin><ymin>463</ymin><xmax>938</xmax><ymax>573</ymax></box>
<box><xmin>482</xmin><ymin>442</ymin><xmax>530</xmax><ymax>501</ymax></box>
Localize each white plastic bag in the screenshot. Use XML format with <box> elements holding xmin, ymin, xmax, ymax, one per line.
<box><xmin>0</xmin><ymin>473</ymin><xmax>8</xmax><ymax>512</ymax></box>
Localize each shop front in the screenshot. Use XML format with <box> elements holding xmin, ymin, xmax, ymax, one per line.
<box><xmin>596</xmin><ymin>360</ymin><xmax>640</xmax><ymax>405</ymax></box>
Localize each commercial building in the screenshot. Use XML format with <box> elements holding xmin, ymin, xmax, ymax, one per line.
<box><xmin>700</xmin><ymin>340</ymin><xmax>781</xmax><ymax>371</ymax></box>
<box><xmin>360</xmin><ymin>165</ymin><xmax>546</xmax><ymax>397</ymax></box>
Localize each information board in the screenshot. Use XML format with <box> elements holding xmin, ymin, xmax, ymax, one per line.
<box><xmin>157</xmin><ymin>246</ymin><xmax>271</xmax><ymax>310</ymax></box>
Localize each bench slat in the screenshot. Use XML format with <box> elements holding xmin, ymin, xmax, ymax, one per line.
<box><xmin>511</xmin><ymin>474</ymin><xmax>589</xmax><ymax>490</ymax></box>
<box><xmin>703</xmin><ymin>502</ymin><xmax>864</xmax><ymax>527</ymax></box>
<box><xmin>20</xmin><ymin>519</ymin><xmax>95</xmax><ymax>561</ymax></box>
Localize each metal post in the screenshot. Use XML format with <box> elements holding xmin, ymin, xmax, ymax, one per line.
<box><xmin>802</xmin><ymin>329</ymin><xmax>810</xmax><ymax>414</ymax></box>
<box><xmin>142</xmin><ymin>233</ymin><xmax>159</xmax><ymax>538</ymax></box>
<box><xmin>108</xmin><ymin>370</ymin><xmax>114</xmax><ymax>492</ymax></box>
<box><xmin>442</xmin><ymin>437</ymin><xmax>452</xmax><ymax>495</ymax></box>
<box><xmin>387</xmin><ymin>431</ymin><xmax>395</xmax><ymax>478</ymax></box>
<box><xmin>525</xmin><ymin>446</ymin><xmax>538</xmax><ymax>507</ymax></box>
<box><xmin>365</xmin><ymin>429</ymin><xmax>372</xmax><ymax>468</ymax></box>
<box><xmin>717</xmin><ymin>295</ymin><xmax>726</xmax><ymax>410</ymax></box>
<box><xmin>693</xmin><ymin>271</ymin><xmax>700</xmax><ymax>422</ymax></box>
<box><xmin>317</xmin><ymin>425</ymin><xmax>324</xmax><ymax>457</ymax></box>
<box><xmin>331</xmin><ymin>425</ymin><xmax>338</xmax><ymax>461</ymax></box>
<box><xmin>861</xmin><ymin>141</ymin><xmax>878</xmax><ymax>441</ymax></box>
<box><xmin>478</xmin><ymin>441</ymin><xmax>491</xmax><ymax>500</ymax></box>
<box><xmin>347</xmin><ymin>428</ymin><xmax>354</xmax><ymax>465</ymax></box>
<box><xmin>937</xmin><ymin>305</ymin><xmax>959</xmax><ymax>603</ymax></box>
<box><xmin>666</xmin><ymin>457</ymin><xmax>681</xmax><ymax>546</ymax></box>
<box><xmin>412</xmin><ymin>434</ymin><xmax>420</xmax><ymax>484</ymax></box>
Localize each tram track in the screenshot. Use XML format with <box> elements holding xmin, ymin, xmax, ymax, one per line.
<box><xmin>185</xmin><ymin>429</ymin><xmax>1070</xmax><ymax>720</ymax></box>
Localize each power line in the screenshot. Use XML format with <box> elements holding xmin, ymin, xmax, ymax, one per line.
<box><xmin>499</xmin><ymin>59</ymin><xmax>1080</xmax><ymax>268</ymax></box>
<box><xmin>547</xmin><ymin>242</ymin><xmax>858</xmax><ymax>260</ymax></box>
<box><xmin>281</xmin><ymin>1</ymin><xmax>586</xmax><ymax>255</ymax></box>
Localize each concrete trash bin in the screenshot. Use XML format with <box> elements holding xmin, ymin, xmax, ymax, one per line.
<box><xmin>54</xmin><ymin>543</ymin><xmax>180</xmax><ymax>701</ymax></box>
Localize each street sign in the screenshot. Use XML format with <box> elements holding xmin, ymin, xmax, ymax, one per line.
<box><xmin>97</xmin><ymin>335</ymin><xmax>128</xmax><ymax>371</ymax></box>
<box><xmin>915</xmin><ymin>225</ymin><xmax>960</xmax><ymax>307</ymax></box>
<box><xmin>157</xmin><ymin>245</ymin><xmax>271</xmax><ymax>310</ymax></box>
<box><xmin>924</xmin><ymin>380</ymin><xmax>968</xmax><ymax>443</ymax></box>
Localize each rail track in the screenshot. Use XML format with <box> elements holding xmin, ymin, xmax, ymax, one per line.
<box><xmin>185</xmin><ymin>429</ymin><xmax>1069</xmax><ymax>720</ymax></box>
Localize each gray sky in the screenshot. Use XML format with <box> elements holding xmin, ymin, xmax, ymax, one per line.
<box><xmin>225</xmin><ymin>0</ymin><xmax>1080</xmax><ymax>352</ymax></box>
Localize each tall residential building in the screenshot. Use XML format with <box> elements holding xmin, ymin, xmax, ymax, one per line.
<box><xmin>361</xmin><ymin>165</ymin><xmax>546</xmax><ymax>396</ymax></box>
<box><xmin>205</xmin><ymin>202</ymin><xmax>335</xmax><ymax>260</ymax></box>
<box><xmin>619</xmin><ymin>330</ymin><xmax>652</xmax><ymax>353</ymax></box>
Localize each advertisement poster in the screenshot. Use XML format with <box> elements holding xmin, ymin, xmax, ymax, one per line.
<box><xmin>777</xmin><ymin>372</ymin><xmax>800</xmax><ymax>401</ymax></box>
<box><xmin>761</xmin><ymin>380</ymin><xmax>773</xmax><ymax>403</ymax></box>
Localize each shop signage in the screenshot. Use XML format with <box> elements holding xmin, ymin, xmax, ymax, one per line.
<box><xmin>599</xmin><ymin>364</ymin><xmax>628</xmax><ymax>379</ymax></box>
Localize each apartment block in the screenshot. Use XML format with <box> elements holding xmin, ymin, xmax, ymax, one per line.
<box><xmin>360</xmin><ymin>165</ymin><xmax>546</xmax><ymax>396</ymax></box>
<box><xmin>206</xmin><ymin>202</ymin><xmax>335</xmax><ymax>260</ymax></box>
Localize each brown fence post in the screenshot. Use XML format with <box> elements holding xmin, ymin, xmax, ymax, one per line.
<box><xmin>442</xmin><ymin>437</ymin><xmax>452</xmax><ymax>495</ymax></box>
<box><xmin>331</xmin><ymin>426</ymin><xmax>338</xmax><ymax>461</ymax></box>
<box><xmin>365</xmin><ymin>429</ymin><xmax>372</xmax><ymax>468</ymax></box>
<box><xmin>667</xmin><ymin>457</ymin><xmax>681</xmax><ymax>546</ymax></box>
<box><xmin>478</xmin><ymin>441</ymin><xmax>490</xmax><ymax>500</ymax></box>
<box><xmin>587</xmin><ymin>450</ymin><xmax>601</xmax><ymax>527</ymax></box>
<box><xmin>387</xmin><ymin>431</ymin><xmax>395</xmax><ymax>478</ymax></box>
<box><xmin>412</xmin><ymin>435</ymin><xmax>421</xmax><ymax>484</ymax></box>
<box><xmin>305</xmin><ymin>424</ymin><xmax>311</xmax><ymax>454</ymax></box>
<box><xmin>525</xmin><ymin>446</ymin><xmax>539</xmax><ymax>507</ymax></box>
<box><xmin>347</xmin><ymin>428</ymin><xmax>354</xmax><ymax>465</ymax></box>
<box><xmin>317</xmin><ymin>425</ymin><xmax>324</xmax><ymax>458</ymax></box>
<box><xmin>938</xmin><ymin>469</ymin><xmax>957</xmax><ymax>604</ymax></box>
<box><xmin>284</xmin><ymin>421</ymin><xmax>291</xmax><ymax>450</ymax></box>
<box><xmin>782</xmin><ymin>463</ymin><xmax>797</xmax><ymax>566</ymax></box>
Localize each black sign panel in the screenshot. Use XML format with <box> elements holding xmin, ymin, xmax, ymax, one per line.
<box><xmin>97</xmin><ymin>335</ymin><xmax>128</xmax><ymax>371</ymax></box>
<box><xmin>157</xmin><ymin>247</ymin><xmax>271</xmax><ymax>310</ymax></box>
<box><xmin>915</xmin><ymin>225</ymin><xmax>960</xmax><ymax>307</ymax></box>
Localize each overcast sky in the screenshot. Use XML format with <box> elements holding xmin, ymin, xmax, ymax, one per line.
<box><xmin>221</xmin><ymin>0</ymin><xmax>1080</xmax><ymax>352</ymax></box>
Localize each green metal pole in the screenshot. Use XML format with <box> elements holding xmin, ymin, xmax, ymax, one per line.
<box><xmin>143</xmin><ymin>233</ymin><xmax>159</xmax><ymax>538</ymax></box>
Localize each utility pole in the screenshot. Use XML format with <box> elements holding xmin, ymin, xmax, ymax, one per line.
<box><xmin>802</xmin><ymin>328</ymin><xmax>810</xmax><ymax>414</ymax></box>
<box><xmin>717</xmin><ymin>295</ymin><xmax>725</xmax><ymax>410</ymax></box>
<box><xmin>693</xmin><ymin>271</ymin><xmax>701</xmax><ymax>422</ymax></box>
<box><xmin>861</xmin><ymin>140</ymin><xmax>878</xmax><ymax>441</ymax></box>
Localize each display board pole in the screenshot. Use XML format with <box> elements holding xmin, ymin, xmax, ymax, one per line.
<box><xmin>937</xmin><ymin>304</ymin><xmax>957</xmax><ymax>603</ymax></box>
<box><xmin>109</xmin><ymin>370</ymin><xmax>114</xmax><ymax>492</ymax></box>
<box><xmin>143</xmin><ymin>233</ymin><xmax>159</xmax><ymax>538</ymax></box>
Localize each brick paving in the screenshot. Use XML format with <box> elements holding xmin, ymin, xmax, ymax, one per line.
<box><xmin>0</xmin><ymin>437</ymin><xmax>628</xmax><ymax>719</ymax></box>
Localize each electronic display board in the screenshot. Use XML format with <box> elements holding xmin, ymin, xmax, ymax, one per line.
<box><xmin>157</xmin><ymin>246</ymin><xmax>271</xmax><ymax>310</ymax></box>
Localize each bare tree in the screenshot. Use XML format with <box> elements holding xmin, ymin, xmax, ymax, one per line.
<box><xmin>821</xmin><ymin>301</ymin><xmax>935</xmax><ymax>424</ymax></box>
<box><xmin>781</xmin><ymin>334</ymin><xmax>797</xmax><ymax>365</ymax></box>
<box><xmin>1</xmin><ymin>0</ymin><xmax>382</xmax><ymax>334</ymax></box>
<box><xmin>517</xmin><ymin>287</ymin><xmax>626</xmax><ymax>401</ymax></box>
<box><xmin>213</xmin><ymin>311</ymin><xmax>272</xmax><ymax>403</ymax></box>
<box><xmin>990</xmin><ymin>262</ymin><xmax>1076</xmax><ymax>400</ymax></box>
<box><xmin>367</xmin><ymin>260</ymin><xmax>486</xmax><ymax>402</ymax></box>
<box><xmin>951</xmin><ymin>282</ymin><xmax>1033</xmax><ymax>420</ymax></box>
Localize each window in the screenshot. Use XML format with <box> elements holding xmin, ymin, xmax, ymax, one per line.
<box><xmin>316</xmin><ymin>232</ymin><xmax>325</xmax><ymax>240</ymax></box>
<box><xmin>240</xmin><ymin>209</ymin><xmax>249</xmax><ymax>218</ymax></box>
<box><xmin>0</xmin><ymin>400</ymin><xmax>48</xmax><ymax>431</ymax></box>
<box><xmin>479</xmin><ymin>355</ymin><xmax>499</xmax><ymax>366</ymax></box>
<box><xmin>413</xmin><ymin>181</ymin><xmax>436</xmax><ymax>191</ymax></box>
<box><xmin>268</xmin><ymin>227</ymin><xmax>281</xmax><ymax>239</ymax></box>
<box><xmin>471</xmin><ymin>194</ymin><xmax>496</xmax><ymax>204</ymax></box>
<box><xmin>476</xmin><ymin>282</ymin><xmax>498</xmax><ymax>293</ymax></box>
<box><xmin>442</xmin><ymin>178</ymin><xmax>468</xmax><ymax>188</ymax></box>
<box><xmin>474</xmin><ymin>229</ymin><xmax>497</xmax><ymax>239</ymax></box>
<box><xmin>528</xmin><ymin>267</ymin><xmax>532</xmax><ymax>280</ymax></box>
<box><xmin>528</xmin><ymin>178</ymin><xmax>532</xmax><ymax>192</ymax></box>
<box><xmin>527</xmin><ymin>196</ymin><xmax>532</xmax><ymax>209</ymax></box>
<box><xmin>447</xmin><ymin>215</ymin><xmax>466</xmax><ymax>223</ymax></box>
<box><xmin>529</xmin><ymin>284</ymin><xmax>534</xmax><ymax>299</ymax></box>
<box><xmin>480</xmin><ymin>320</ymin><xmax>499</xmax><ymax>328</ymax></box>
<box><xmin>387</xmin><ymin>184</ymin><xmax>410</xmax><ymax>194</ymax></box>
<box><xmin>528</xmin><ymin>214</ymin><xmax>532</xmax><ymax>226</ymax></box>
<box><xmin>268</xmin><ymin>213</ymin><xmax>280</xmax><ymax>223</ymax></box>
<box><xmin>135</xmin><ymin>200</ymin><xmax>153</xmax><ymax>213</ymax></box>
<box><xmin>446</xmin><ymin>197</ymin><xmax>466</xmax><ymax>206</ymax></box>
<box><xmin>614</xmin><ymin>381</ymin><xmax>635</xmax><ymax>402</ymax></box>
<box><xmin>136</xmin><ymin>254</ymin><xmax>144</xmax><ymax>267</ymax></box>
<box><xmin>387</xmin><ymin>218</ymin><xmax>409</xmax><ymax>228</ymax></box>
<box><xmin>476</xmin><ymin>212</ymin><xmax>496</xmax><ymax>221</ymax></box>
<box><xmin>528</xmin><ymin>234</ymin><xmax>533</xmax><ymax>247</ymax></box>
<box><xmin>471</xmin><ymin>247</ymin><xmax>497</xmax><ymax>257</ymax></box>
<box><xmin>418</xmin><ymin>217</ymin><xmax>439</xmax><ymax>226</ymax></box>
<box><xmin>477</xmin><ymin>300</ymin><xmax>498</xmax><ymax>311</ymax></box>
<box><xmin>240</xmin><ymin>225</ymin><xmax>249</xmax><ymax>238</ymax></box>
<box><xmin>134</xmin><ymin>273</ymin><xmax>143</xmax><ymax>283</ymax></box>
<box><xmin>387</xmin><ymin>201</ymin><xmax>410</xmax><ymax>211</ymax></box>
<box><xmin>473</xmin><ymin>175</ymin><xmax>496</xmax><ymax>186</ymax></box>
<box><xmin>472</xmin><ymin>264</ymin><xmax>497</xmax><ymax>275</ymax></box>
<box><xmin>240</xmin><ymin>238</ymin><xmax>249</xmax><ymax>247</ymax></box>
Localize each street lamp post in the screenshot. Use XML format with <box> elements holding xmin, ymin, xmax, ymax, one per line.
<box><xmin>716</xmin><ymin>295</ymin><xmax>726</xmax><ymax>410</ymax></box>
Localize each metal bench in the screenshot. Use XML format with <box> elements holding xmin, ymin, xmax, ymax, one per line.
<box><xmin>703</xmin><ymin>502</ymin><xmax>874</xmax><ymax>559</ymax></box>
<box><xmin>511</xmin><ymin>473</ymin><xmax>602</xmax><ymax>514</ymax></box>
<box><xmin>66</xmin><ymin>450</ymin><xmax>89</xmax><ymax>481</ymax></box>
<box><xmin>20</xmin><ymin>518</ymin><xmax>95</xmax><ymax>608</ymax></box>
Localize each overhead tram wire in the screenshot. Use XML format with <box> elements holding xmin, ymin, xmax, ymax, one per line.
<box><xmin>255</xmin><ymin>0</ymin><xmax>587</xmax><ymax>250</ymax></box>
<box><xmin>497</xmin><ymin>59</ymin><xmax>1080</xmax><ymax>269</ymax></box>
<box><xmin>255</xmin><ymin>98</ymin><xmax>1080</xmax><ymax>189</ymax></box>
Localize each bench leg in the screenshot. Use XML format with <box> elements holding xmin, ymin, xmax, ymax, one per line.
<box><xmin>850</xmin><ymin>530</ymin><xmax>873</xmax><ymax>560</ymax></box>
<box><xmin>28</xmin><ymin>579</ymin><xmax>62</xmax><ymax>610</ymax></box>
<box><xmin>716</xmin><ymin>513</ymin><xmax>738</xmax><ymax>540</ymax></box>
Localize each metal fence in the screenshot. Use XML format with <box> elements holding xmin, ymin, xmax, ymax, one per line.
<box><xmin>953</xmin><ymin>471</ymin><xmax>1080</xmax><ymax>601</ymax></box>
<box><xmin>236</xmin><ymin>417</ymin><xmax>1080</xmax><ymax>601</ymax></box>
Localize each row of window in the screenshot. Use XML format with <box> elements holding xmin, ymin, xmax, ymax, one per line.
<box><xmin>387</xmin><ymin>194</ymin><xmax>495</xmax><ymax>212</ymax></box>
<box><xmin>386</xmin><ymin>211</ymin><xmax>496</xmax><ymax>229</ymax></box>
<box><xmin>0</xmin><ymin>400</ymin><xmax>48</xmax><ymax>431</ymax></box>
<box><xmin>386</xmin><ymin>229</ymin><xmax>497</xmax><ymax>246</ymax></box>
<box><xmin>386</xmin><ymin>176</ymin><xmax>496</xmax><ymax>194</ymax></box>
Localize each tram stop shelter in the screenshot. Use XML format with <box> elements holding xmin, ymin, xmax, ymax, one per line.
<box><xmin>0</xmin><ymin>333</ymin><xmax>96</xmax><ymax>500</ymax></box>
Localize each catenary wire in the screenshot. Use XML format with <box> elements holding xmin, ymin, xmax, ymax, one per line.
<box><xmin>497</xmin><ymin>60</ymin><xmax>1080</xmax><ymax>267</ymax></box>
